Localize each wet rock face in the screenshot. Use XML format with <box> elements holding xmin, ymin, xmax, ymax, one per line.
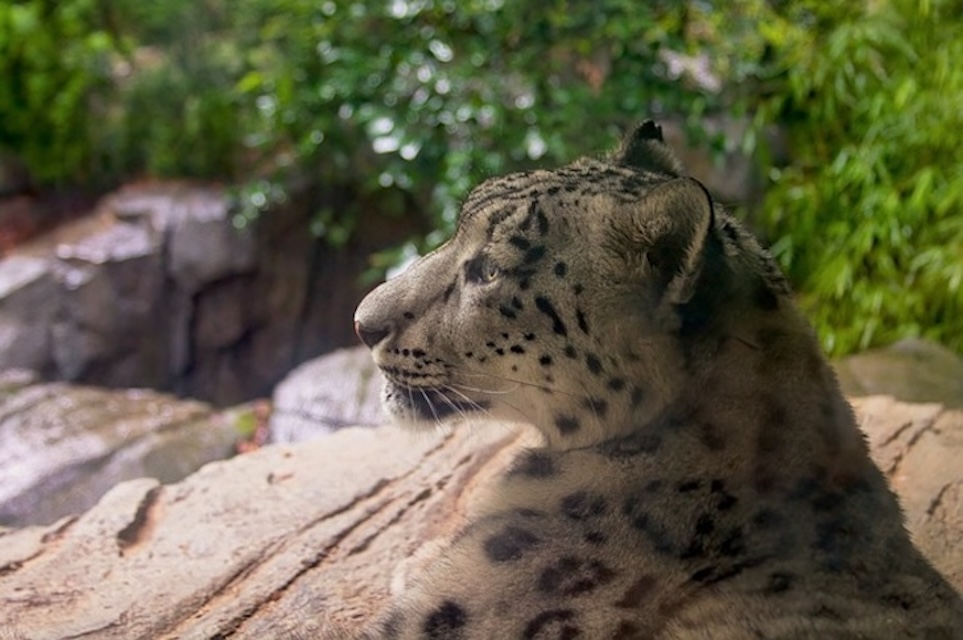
<box><xmin>0</xmin><ymin>182</ymin><xmax>424</xmax><ymax>404</ymax></box>
<box><xmin>0</xmin><ymin>369</ymin><xmax>239</xmax><ymax>528</ymax></box>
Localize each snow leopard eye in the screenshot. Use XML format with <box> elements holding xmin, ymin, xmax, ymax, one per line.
<box><xmin>466</xmin><ymin>253</ymin><xmax>500</xmax><ymax>285</ymax></box>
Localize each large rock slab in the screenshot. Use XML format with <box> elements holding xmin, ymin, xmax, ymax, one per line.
<box><xmin>853</xmin><ymin>396</ymin><xmax>963</xmax><ymax>587</ymax></box>
<box><xmin>0</xmin><ymin>424</ymin><xmax>517</xmax><ymax>639</ymax></box>
<box><xmin>0</xmin><ymin>370</ymin><xmax>241</xmax><ymax>528</ymax></box>
<box><xmin>0</xmin><ymin>397</ymin><xmax>960</xmax><ymax>639</ymax></box>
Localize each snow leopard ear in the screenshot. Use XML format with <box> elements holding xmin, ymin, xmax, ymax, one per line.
<box><xmin>612</xmin><ymin>120</ymin><xmax>685</xmax><ymax>177</ymax></box>
<box><xmin>630</xmin><ymin>177</ymin><xmax>715</xmax><ymax>305</ymax></box>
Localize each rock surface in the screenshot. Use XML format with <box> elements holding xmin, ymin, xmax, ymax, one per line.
<box><xmin>270</xmin><ymin>347</ymin><xmax>385</xmax><ymax>443</ymax></box>
<box><xmin>0</xmin><ymin>182</ymin><xmax>425</xmax><ymax>405</ymax></box>
<box><xmin>0</xmin><ymin>369</ymin><xmax>242</xmax><ymax>528</ymax></box>
<box><xmin>0</xmin><ymin>397</ymin><xmax>960</xmax><ymax>639</ymax></box>
<box><xmin>836</xmin><ymin>338</ymin><xmax>963</xmax><ymax>409</ymax></box>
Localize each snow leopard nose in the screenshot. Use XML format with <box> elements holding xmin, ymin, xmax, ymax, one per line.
<box><xmin>354</xmin><ymin>319</ymin><xmax>391</xmax><ymax>348</ymax></box>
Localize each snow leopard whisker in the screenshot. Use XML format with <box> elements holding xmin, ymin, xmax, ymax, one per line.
<box><xmin>453</xmin><ymin>366</ymin><xmax>582</xmax><ymax>399</ymax></box>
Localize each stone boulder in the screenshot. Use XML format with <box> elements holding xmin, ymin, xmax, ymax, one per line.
<box><xmin>0</xmin><ymin>182</ymin><xmax>426</xmax><ymax>405</ymax></box>
<box><xmin>269</xmin><ymin>347</ymin><xmax>385</xmax><ymax>443</ymax></box>
<box><xmin>0</xmin><ymin>369</ymin><xmax>244</xmax><ymax>528</ymax></box>
<box><xmin>0</xmin><ymin>396</ymin><xmax>960</xmax><ymax>639</ymax></box>
<box><xmin>836</xmin><ymin>338</ymin><xmax>963</xmax><ymax>409</ymax></box>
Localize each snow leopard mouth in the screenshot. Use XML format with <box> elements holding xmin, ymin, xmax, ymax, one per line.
<box><xmin>383</xmin><ymin>379</ymin><xmax>488</xmax><ymax>422</ymax></box>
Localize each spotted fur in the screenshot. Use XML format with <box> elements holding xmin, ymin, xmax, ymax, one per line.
<box><xmin>353</xmin><ymin>121</ymin><xmax>963</xmax><ymax>638</ymax></box>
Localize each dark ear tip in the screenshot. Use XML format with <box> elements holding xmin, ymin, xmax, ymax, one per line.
<box><xmin>636</xmin><ymin>120</ymin><xmax>664</xmax><ymax>142</ymax></box>
<box><xmin>613</xmin><ymin>119</ymin><xmax>683</xmax><ymax>176</ymax></box>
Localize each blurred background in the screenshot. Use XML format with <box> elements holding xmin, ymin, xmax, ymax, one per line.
<box><xmin>0</xmin><ymin>0</ymin><xmax>961</xmax><ymax>408</ymax></box>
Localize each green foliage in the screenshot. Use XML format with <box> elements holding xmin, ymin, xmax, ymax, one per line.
<box><xmin>0</xmin><ymin>0</ymin><xmax>116</xmax><ymax>182</ymax></box>
<box><xmin>230</xmin><ymin>0</ymin><xmax>719</xmax><ymax>240</ymax></box>
<box><xmin>1</xmin><ymin>0</ymin><xmax>960</xmax><ymax>355</ymax></box>
<box><xmin>749</xmin><ymin>0</ymin><xmax>963</xmax><ymax>355</ymax></box>
<box><xmin>0</xmin><ymin>0</ymin><xmax>246</xmax><ymax>184</ymax></box>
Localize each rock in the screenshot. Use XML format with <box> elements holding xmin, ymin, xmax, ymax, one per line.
<box><xmin>853</xmin><ymin>396</ymin><xmax>963</xmax><ymax>587</ymax></box>
<box><xmin>0</xmin><ymin>423</ymin><xmax>515</xmax><ymax>639</ymax></box>
<box><xmin>0</xmin><ymin>374</ymin><xmax>241</xmax><ymax>527</ymax></box>
<box><xmin>835</xmin><ymin>338</ymin><xmax>963</xmax><ymax>408</ymax></box>
<box><xmin>0</xmin><ymin>256</ymin><xmax>57</xmax><ymax>373</ymax></box>
<box><xmin>270</xmin><ymin>347</ymin><xmax>385</xmax><ymax>442</ymax></box>
<box><xmin>0</xmin><ymin>396</ymin><xmax>959</xmax><ymax>638</ymax></box>
<box><xmin>0</xmin><ymin>182</ymin><xmax>426</xmax><ymax>405</ymax></box>
<box><xmin>52</xmin><ymin>219</ymin><xmax>167</xmax><ymax>385</ymax></box>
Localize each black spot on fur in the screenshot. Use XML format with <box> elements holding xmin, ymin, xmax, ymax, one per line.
<box><xmin>522</xmin><ymin>609</ymin><xmax>578</xmax><ymax>640</ymax></box>
<box><xmin>690</xmin><ymin>566</ymin><xmax>717</xmax><ymax>582</ymax></box>
<box><xmin>698</xmin><ymin>422</ymin><xmax>726</xmax><ymax>451</ymax></box>
<box><xmin>623</xmin><ymin>498</ymin><xmax>674</xmax><ymax>554</ymax></box>
<box><xmin>509</xmin><ymin>235</ymin><xmax>531</xmax><ymax>251</ymax></box>
<box><xmin>510</xmin><ymin>450</ymin><xmax>557</xmax><ymax>478</ymax></box>
<box><xmin>630</xmin><ymin>386</ymin><xmax>644</xmax><ymax>407</ymax></box>
<box><xmin>484</xmin><ymin>526</ymin><xmax>541</xmax><ymax>562</ymax></box>
<box><xmin>499</xmin><ymin>305</ymin><xmax>518</xmax><ymax>319</ymax></box>
<box><xmin>512</xmin><ymin>296</ymin><xmax>524</xmax><ymax>309</ymax></box>
<box><xmin>584</xmin><ymin>530</ymin><xmax>607</xmax><ymax>545</ymax></box>
<box><xmin>576</xmin><ymin>308</ymin><xmax>590</xmax><ymax>334</ymax></box>
<box><xmin>599</xmin><ymin>432</ymin><xmax>662</xmax><ymax>458</ymax></box>
<box><xmin>554</xmin><ymin>262</ymin><xmax>568</xmax><ymax>277</ymax></box>
<box><xmin>524</xmin><ymin>245</ymin><xmax>547</xmax><ymax>264</ymax></box>
<box><xmin>536</xmin><ymin>207</ymin><xmax>550</xmax><ymax>235</ymax></box>
<box><xmin>585</xmin><ymin>353</ymin><xmax>602</xmax><ymax>375</ymax></box>
<box><xmin>560</xmin><ymin>491</ymin><xmax>608</xmax><ymax>521</ymax></box>
<box><xmin>583</xmin><ymin>397</ymin><xmax>608</xmax><ymax>416</ymax></box>
<box><xmin>814</xmin><ymin>517</ymin><xmax>858</xmax><ymax>573</ymax></box>
<box><xmin>403</xmin><ymin>311</ymin><xmax>415</xmax><ymax>320</ymax></box>
<box><xmin>676</xmin><ymin>480</ymin><xmax>702</xmax><ymax>493</ymax></box>
<box><xmin>443</xmin><ymin>281</ymin><xmax>456</xmax><ymax>303</ymax></box>
<box><xmin>555</xmin><ymin>415</ymin><xmax>581</xmax><ymax>434</ymax></box>
<box><xmin>423</xmin><ymin>600</ymin><xmax>467</xmax><ymax>639</ymax></box>
<box><xmin>719</xmin><ymin>527</ymin><xmax>746</xmax><ymax>557</ymax></box>
<box><xmin>613</xmin><ymin>620</ymin><xmax>647</xmax><ymax>639</ymax></box>
<box><xmin>535</xmin><ymin>296</ymin><xmax>568</xmax><ymax>336</ymax></box>
<box><xmin>607</xmin><ymin>377</ymin><xmax>626</xmax><ymax>392</ymax></box>
<box><xmin>711</xmin><ymin>481</ymin><xmax>739</xmax><ymax>511</ymax></box>
<box><xmin>564</xmin><ymin>345</ymin><xmax>577</xmax><ymax>359</ymax></box>
<box><xmin>537</xmin><ymin>556</ymin><xmax>617</xmax><ymax>597</ymax></box>
<box><xmin>539</xmin><ymin>354</ymin><xmax>553</xmax><ymax>366</ymax></box>
<box><xmin>379</xmin><ymin>610</ymin><xmax>403</xmax><ymax>638</ymax></box>
<box><xmin>511</xmin><ymin>344</ymin><xmax>526</xmax><ymax>354</ymax></box>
